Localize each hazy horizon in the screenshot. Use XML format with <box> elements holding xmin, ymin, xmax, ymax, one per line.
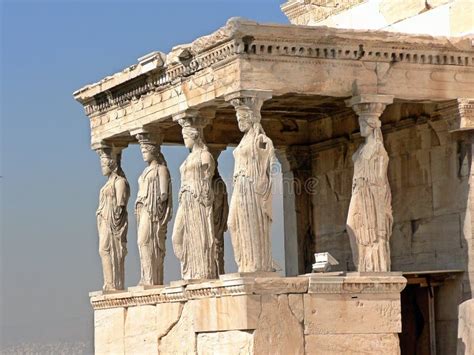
<box><xmin>1</xmin><ymin>0</ymin><xmax>289</xmax><ymax>350</ymax></box>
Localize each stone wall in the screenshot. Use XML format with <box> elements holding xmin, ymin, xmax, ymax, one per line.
<box><xmin>311</xmin><ymin>116</ymin><xmax>472</xmax><ymax>293</ymax></box>
<box><xmin>91</xmin><ymin>273</ymin><xmax>406</xmax><ymax>354</ymax></box>
<box><xmin>281</xmin><ymin>0</ymin><xmax>474</xmax><ymax>36</ymax></box>
<box><xmin>310</xmin><ymin>113</ymin><xmax>473</xmax><ymax>354</ymax></box>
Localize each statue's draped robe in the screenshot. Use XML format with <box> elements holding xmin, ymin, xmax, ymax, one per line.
<box><xmin>172</xmin><ymin>149</ymin><xmax>216</xmax><ymax>280</ymax></box>
<box><xmin>228</xmin><ymin>128</ymin><xmax>274</xmax><ymax>272</ymax></box>
<box><xmin>346</xmin><ymin>140</ymin><xmax>393</xmax><ymax>272</ymax></box>
<box><xmin>136</xmin><ymin>164</ymin><xmax>172</xmax><ymax>285</ymax></box>
<box><xmin>97</xmin><ymin>174</ymin><xmax>130</xmax><ymax>290</ymax></box>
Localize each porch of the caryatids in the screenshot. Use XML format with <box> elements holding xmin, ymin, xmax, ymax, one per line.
<box><xmin>131</xmin><ymin>128</ymin><xmax>172</xmax><ymax>286</ymax></box>
<box><xmin>95</xmin><ymin>142</ymin><xmax>130</xmax><ymax>291</ymax></box>
<box><xmin>225</xmin><ymin>90</ymin><xmax>275</xmax><ymax>273</ymax></box>
<box><xmin>345</xmin><ymin>94</ymin><xmax>394</xmax><ymax>272</ymax></box>
<box><xmin>171</xmin><ymin>109</ymin><xmax>218</xmax><ymax>280</ymax></box>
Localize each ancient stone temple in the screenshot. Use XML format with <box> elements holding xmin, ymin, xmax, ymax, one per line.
<box><xmin>74</xmin><ymin>1</ymin><xmax>474</xmax><ymax>354</ymax></box>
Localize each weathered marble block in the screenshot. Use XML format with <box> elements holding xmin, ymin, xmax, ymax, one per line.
<box><xmin>90</xmin><ymin>273</ymin><xmax>406</xmax><ymax>354</ymax></box>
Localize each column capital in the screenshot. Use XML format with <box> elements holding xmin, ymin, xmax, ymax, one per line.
<box><xmin>129</xmin><ymin>127</ymin><xmax>163</xmax><ymax>146</ymax></box>
<box><xmin>224</xmin><ymin>89</ymin><xmax>272</xmax><ymax>103</ymax></box>
<box><xmin>91</xmin><ymin>140</ymin><xmax>128</xmax><ymax>153</ymax></box>
<box><xmin>345</xmin><ymin>94</ymin><xmax>394</xmax><ymax>119</ymax></box>
<box><xmin>225</xmin><ymin>90</ymin><xmax>272</xmax><ymax>116</ymax></box>
<box><xmin>173</xmin><ymin>108</ymin><xmax>214</xmax><ymax>128</ymax></box>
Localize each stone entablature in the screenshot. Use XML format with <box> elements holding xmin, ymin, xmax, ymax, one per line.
<box><xmin>73</xmin><ymin>18</ymin><xmax>474</xmax><ymax>145</ymax></box>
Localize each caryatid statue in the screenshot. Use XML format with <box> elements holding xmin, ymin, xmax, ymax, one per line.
<box><xmin>96</xmin><ymin>145</ymin><xmax>130</xmax><ymax>291</ymax></box>
<box><xmin>209</xmin><ymin>145</ymin><xmax>229</xmax><ymax>275</ymax></box>
<box><xmin>226</xmin><ymin>90</ymin><xmax>275</xmax><ymax>273</ymax></box>
<box><xmin>134</xmin><ymin>131</ymin><xmax>172</xmax><ymax>286</ymax></box>
<box><xmin>172</xmin><ymin>112</ymin><xmax>217</xmax><ymax>280</ymax></box>
<box><xmin>346</xmin><ymin>95</ymin><xmax>394</xmax><ymax>272</ymax></box>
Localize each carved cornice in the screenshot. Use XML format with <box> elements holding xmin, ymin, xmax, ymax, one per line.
<box><xmin>73</xmin><ymin>19</ymin><xmax>474</xmax><ymax>119</ymax></box>
<box><xmin>436</xmin><ymin>98</ymin><xmax>474</xmax><ymax>132</ymax></box>
<box><xmin>90</xmin><ymin>274</ymin><xmax>406</xmax><ymax>310</ymax></box>
<box><xmin>308</xmin><ymin>273</ymin><xmax>407</xmax><ymax>294</ymax></box>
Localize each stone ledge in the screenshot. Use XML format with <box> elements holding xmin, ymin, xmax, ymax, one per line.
<box><xmin>90</xmin><ymin>275</ymin><xmax>309</xmax><ymax>310</ymax></box>
<box><xmin>308</xmin><ymin>272</ymin><xmax>407</xmax><ymax>294</ymax></box>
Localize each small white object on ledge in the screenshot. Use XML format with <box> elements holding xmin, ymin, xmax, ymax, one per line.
<box><xmin>312</xmin><ymin>252</ymin><xmax>339</xmax><ymax>273</ymax></box>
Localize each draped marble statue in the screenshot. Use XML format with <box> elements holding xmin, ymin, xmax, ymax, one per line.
<box><xmin>172</xmin><ymin>115</ymin><xmax>217</xmax><ymax>280</ymax></box>
<box><xmin>135</xmin><ymin>132</ymin><xmax>172</xmax><ymax>286</ymax></box>
<box><xmin>227</xmin><ymin>93</ymin><xmax>275</xmax><ymax>273</ymax></box>
<box><xmin>209</xmin><ymin>146</ymin><xmax>229</xmax><ymax>275</ymax></box>
<box><xmin>96</xmin><ymin>146</ymin><xmax>130</xmax><ymax>291</ymax></box>
<box><xmin>346</xmin><ymin>97</ymin><xmax>394</xmax><ymax>272</ymax></box>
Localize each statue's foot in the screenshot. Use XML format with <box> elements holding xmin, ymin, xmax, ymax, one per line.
<box><xmin>103</xmin><ymin>284</ymin><xmax>116</xmax><ymax>292</ymax></box>
<box><xmin>137</xmin><ymin>279</ymin><xmax>151</xmax><ymax>287</ymax></box>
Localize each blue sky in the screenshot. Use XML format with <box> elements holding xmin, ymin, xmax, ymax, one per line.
<box><xmin>1</xmin><ymin>0</ymin><xmax>289</xmax><ymax>348</ymax></box>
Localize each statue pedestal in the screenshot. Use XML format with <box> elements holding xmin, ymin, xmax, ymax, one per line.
<box><xmin>90</xmin><ymin>273</ymin><xmax>406</xmax><ymax>354</ymax></box>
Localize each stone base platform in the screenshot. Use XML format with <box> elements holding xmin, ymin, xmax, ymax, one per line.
<box><xmin>90</xmin><ymin>272</ymin><xmax>406</xmax><ymax>354</ymax></box>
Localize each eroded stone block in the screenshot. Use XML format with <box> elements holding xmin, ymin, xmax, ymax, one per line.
<box><xmin>95</xmin><ymin>308</ymin><xmax>125</xmax><ymax>355</ymax></box>
<box><xmin>450</xmin><ymin>0</ymin><xmax>474</xmax><ymax>35</ymax></box>
<box><xmin>253</xmin><ymin>277</ymin><xmax>308</xmax><ymax>294</ymax></box>
<box><xmin>304</xmin><ymin>293</ymin><xmax>401</xmax><ymax>334</ymax></box>
<box><xmin>156</xmin><ymin>302</ymin><xmax>183</xmax><ymax>339</ymax></box>
<box><xmin>124</xmin><ymin>305</ymin><xmax>157</xmax><ymax>354</ymax></box>
<box><xmin>192</xmin><ymin>295</ymin><xmax>261</xmax><ymax>332</ymax></box>
<box><xmin>197</xmin><ymin>330</ymin><xmax>254</xmax><ymax>355</ymax></box>
<box><xmin>158</xmin><ymin>302</ymin><xmax>196</xmax><ymax>354</ymax></box>
<box><xmin>253</xmin><ymin>295</ymin><xmax>304</xmax><ymax>355</ymax></box>
<box><xmin>288</xmin><ymin>293</ymin><xmax>304</xmax><ymax>323</ymax></box>
<box><xmin>305</xmin><ymin>334</ymin><xmax>400</xmax><ymax>355</ymax></box>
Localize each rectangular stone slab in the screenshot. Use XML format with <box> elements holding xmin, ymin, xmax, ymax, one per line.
<box><xmin>304</xmin><ymin>293</ymin><xmax>402</xmax><ymax>334</ymax></box>
<box><xmin>192</xmin><ymin>295</ymin><xmax>261</xmax><ymax>332</ymax></box>
<box><xmin>94</xmin><ymin>308</ymin><xmax>125</xmax><ymax>354</ymax></box>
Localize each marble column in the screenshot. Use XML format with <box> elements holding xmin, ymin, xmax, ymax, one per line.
<box><xmin>208</xmin><ymin>144</ymin><xmax>229</xmax><ymax>275</ymax></box>
<box><xmin>171</xmin><ymin>110</ymin><xmax>217</xmax><ymax>280</ymax></box>
<box><xmin>225</xmin><ymin>90</ymin><xmax>275</xmax><ymax>273</ymax></box>
<box><xmin>94</xmin><ymin>142</ymin><xmax>130</xmax><ymax>291</ymax></box>
<box><xmin>345</xmin><ymin>94</ymin><xmax>394</xmax><ymax>272</ymax></box>
<box><xmin>276</xmin><ymin>146</ymin><xmax>314</xmax><ymax>276</ymax></box>
<box><xmin>131</xmin><ymin>128</ymin><xmax>172</xmax><ymax>286</ymax></box>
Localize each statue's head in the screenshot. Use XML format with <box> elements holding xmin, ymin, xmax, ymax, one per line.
<box><xmin>140</xmin><ymin>143</ymin><xmax>161</xmax><ymax>163</ymax></box>
<box><xmin>98</xmin><ymin>149</ymin><xmax>118</xmax><ymax>176</ymax></box>
<box><xmin>359</xmin><ymin>115</ymin><xmax>381</xmax><ymax>138</ymax></box>
<box><xmin>136</xmin><ymin>132</ymin><xmax>164</xmax><ymax>164</ymax></box>
<box><xmin>231</xmin><ymin>97</ymin><xmax>262</xmax><ymax>133</ymax></box>
<box><xmin>182</xmin><ymin>126</ymin><xmax>201</xmax><ymax>150</ymax></box>
<box><xmin>236</xmin><ymin>108</ymin><xmax>254</xmax><ymax>132</ymax></box>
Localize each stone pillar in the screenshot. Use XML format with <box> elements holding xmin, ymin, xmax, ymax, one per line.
<box><xmin>224</xmin><ymin>90</ymin><xmax>275</xmax><ymax>273</ymax></box>
<box><xmin>345</xmin><ymin>94</ymin><xmax>394</xmax><ymax>272</ymax></box>
<box><xmin>276</xmin><ymin>146</ymin><xmax>314</xmax><ymax>276</ymax></box>
<box><xmin>129</xmin><ymin>127</ymin><xmax>172</xmax><ymax>287</ymax></box>
<box><xmin>207</xmin><ymin>144</ymin><xmax>229</xmax><ymax>275</ymax></box>
<box><xmin>171</xmin><ymin>109</ymin><xmax>218</xmax><ymax>280</ymax></box>
<box><xmin>93</xmin><ymin>141</ymin><xmax>130</xmax><ymax>292</ymax></box>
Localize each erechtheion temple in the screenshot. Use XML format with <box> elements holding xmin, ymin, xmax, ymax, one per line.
<box><xmin>74</xmin><ymin>1</ymin><xmax>474</xmax><ymax>354</ymax></box>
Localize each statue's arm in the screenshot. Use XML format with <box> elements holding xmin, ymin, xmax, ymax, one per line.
<box><xmin>115</xmin><ymin>178</ymin><xmax>128</xmax><ymax>216</ymax></box>
<box><xmin>158</xmin><ymin>165</ymin><xmax>170</xmax><ymax>201</ymax></box>
<box><xmin>201</xmin><ymin>151</ymin><xmax>215</xmax><ymax>205</ymax></box>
